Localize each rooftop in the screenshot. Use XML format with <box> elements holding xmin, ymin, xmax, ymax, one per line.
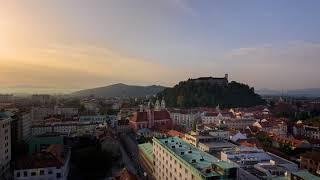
<box><xmin>154</xmin><ymin>137</ymin><xmax>238</xmax><ymax>178</ymax></box>
<box><xmin>138</xmin><ymin>143</ymin><xmax>153</xmax><ymax>162</ymax></box>
<box><xmin>291</xmin><ymin>170</ymin><xmax>320</xmax><ymax>180</ymax></box>
<box><xmin>15</xmin><ymin>144</ymin><xmax>69</xmax><ymax>170</ymax></box>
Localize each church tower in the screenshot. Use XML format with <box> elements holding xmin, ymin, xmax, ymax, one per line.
<box><xmin>161</xmin><ymin>99</ymin><xmax>166</xmax><ymax>110</ymax></box>
<box><xmin>154</xmin><ymin>99</ymin><xmax>160</xmax><ymax>111</ymax></box>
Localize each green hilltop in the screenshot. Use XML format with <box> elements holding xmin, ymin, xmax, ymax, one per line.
<box><xmin>158</xmin><ymin>78</ymin><xmax>265</xmax><ymax>108</ymax></box>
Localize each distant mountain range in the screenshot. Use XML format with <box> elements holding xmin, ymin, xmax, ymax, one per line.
<box><xmin>256</xmin><ymin>88</ymin><xmax>320</xmax><ymax>97</ymax></box>
<box><xmin>72</xmin><ymin>83</ymin><xmax>166</xmax><ymax>98</ymax></box>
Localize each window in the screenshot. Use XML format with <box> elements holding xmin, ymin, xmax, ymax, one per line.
<box><xmin>40</xmin><ymin>170</ymin><xmax>45</xmax><ymax>175</ymax></box>
<box><xmin>23</xmin><ymin>171</ymin><xmax>28</xmax><ymax>177</ymax></box>
<box><xmin>31</xmin><ymin>172</ymin><xmax>36</xmax><ymax>176</ymax></box>
<box><xmin>48</xmin><ymin>170</ymin><xmax>53</xmax><ymax>174</ymax></box>
<box><xmin>16</xmin><ymin>172</ymin><xmax>21</xmax><ymax>177</ymax></box>
<box><xmin>56</xmin><ymin>173</ymin><xmax>61</xmax><ymax>179</ymax></box>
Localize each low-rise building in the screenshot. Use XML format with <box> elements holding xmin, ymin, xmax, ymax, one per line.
<box><xmin>14</xmin><ymin>144</ymin><xmax>70</xmax><ymax>180</ymax></box>
<box><xmin>221</xmin><ymin>146</ymin><xmax>299</xmax><ymax>180</ymax></box>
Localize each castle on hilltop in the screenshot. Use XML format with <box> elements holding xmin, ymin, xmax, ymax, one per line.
<box><xmin>191</xmin><ymin>74</ymin><xmax>229</xmax><ymax>86</ymax></box>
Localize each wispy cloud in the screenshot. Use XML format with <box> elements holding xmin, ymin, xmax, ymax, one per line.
<box><xmin>0</xmin><ymin>43</ymin><xmax>183</xmax><ymax>90</ymax></box>
<box><xmin>208</xmin><ymin>41</ymin><xmax>320</xmax><ymax>89</ymax></box>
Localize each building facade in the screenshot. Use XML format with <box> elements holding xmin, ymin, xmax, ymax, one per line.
<box><xmin>0</xmin><ymin>112</ymin><xmax>12</xmax><ymax>177</ymax></box>
<box><xmin>130</xmin><ymin>100</ymin><xmax>172</xmax><ymax>131</ymax></box>
<box><xmin>153</xmin><ymin>137</ymin><xmax>238</xmax><ymax>180</ymax></box>
<box><xmin>169</xmin><ymin>109</ymin><xmax>200</xmax><ymax>129</ymax></box>
<box><xmin>14</xmin><ymin>145</ymin><xmax>70</xmax><ymax>180</ymax></box>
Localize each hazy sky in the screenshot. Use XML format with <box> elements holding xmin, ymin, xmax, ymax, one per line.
<box><xmin>1</xmin><ymin>0</ymin><xmax>320</xmax><ymax>93</ymax></box>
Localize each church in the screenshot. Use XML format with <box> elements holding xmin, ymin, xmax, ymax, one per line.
<box><xmin>129</xmin><ymin>99</ymin><xmax>172</xmax><ymax>131</ymax></box>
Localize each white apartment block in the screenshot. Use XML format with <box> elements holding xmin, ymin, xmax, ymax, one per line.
<box><xmin>32</xmin><ymin>122</ymin><xmax>97</xmax><ymax>136</ymax></box>
<box><xmin>153</xmin><ymin>137</ymin><xmax>238</xmax><ymax>180</ymax></box>
<box><xmin>170</xmin><ymin>110</ymin><xmax>200</xmax><ymax>129</ymax></box>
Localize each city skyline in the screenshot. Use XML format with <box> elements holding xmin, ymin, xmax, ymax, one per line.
<box><xmin>1</xmin><ymin>0</ymin><xmax>320</xmax><ymax>93</ymax></box>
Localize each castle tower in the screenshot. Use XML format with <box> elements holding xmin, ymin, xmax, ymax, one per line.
<box><xmin>161</xmin><ymin>99</ymin><xmax>166</xmax><ymax>109</ymax></box>
<box><xmin>225</xmin><ymin>74</ymin><xmax>229</xmax><ymax>82</ymax></box>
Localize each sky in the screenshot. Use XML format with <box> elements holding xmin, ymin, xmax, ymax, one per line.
<box><xmin>1</xmin><ymin>0</ymin><xmax>320</xmax><ymax>93</ymax></box>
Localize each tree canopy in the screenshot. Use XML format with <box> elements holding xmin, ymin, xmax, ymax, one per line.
<box><xmin>158</xmin><ymin>80</ymin><xmax>265</xmax><ymax>108</ymax></box>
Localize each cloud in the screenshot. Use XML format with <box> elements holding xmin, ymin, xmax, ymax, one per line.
<box><xmin>169</xmin><ymin>0</ymin><xmax>197</xmax><ymax>17</ymax></box>
<box><xmin>0</xmin><ymin>43</ymin><xmax>182</xmax><ymax>90</ymax></box>
<box><xmin>212</xmin><ymin>41</ymin><xmax>320</xmax><ymax>89</ymax></box>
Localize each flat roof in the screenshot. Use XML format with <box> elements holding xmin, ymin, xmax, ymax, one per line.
<box><xmin>291</xmin><ymin>170</ymin><xmax>320</xmax><ymax>180</ymax></box>
<box><xmin>199</xmin><ymin>141</ymin><xmax>237</xmax><ymax>149</ymax></box>
<box><xmin>154</xmin><ymin>137</ymin><xmax>238</xmax><ymax>178</ymax></box>
<box><xmin>138</xmin><ymin>143</ymin><xmax>153</xmax><ymax>162</ymax></box>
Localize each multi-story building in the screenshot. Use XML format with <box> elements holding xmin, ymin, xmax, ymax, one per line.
<box><xmin>300</xmin><ymin>151</ymin><xmax>320</xmax><ymax>176</ymax></box>
<box><xmin>79</xmin><ymin>115</ymin><xmax>107</xmax><ymax>123</ymax></box>
<box><xmin>304</xmin><ymin>125</ymin><xmax>320</xmax><ymax>140</ymax></box>
<box><xmin>21</xmin><ymin>112</ymin><xmax>32</xmax><ymax>142</ymax></box>
<box><xmin>138</xmin><ymin>143</ymin><xmax>155</xmax><ymax>180</ymax></box>
<box><xmin>169</xmin><ymin>109</ymin><xmax>200</xmax><ymax>129</ymax></box>
<box><xmin>224</xmin><ymin>117</ymin><xmax>256</xmax><ymax>131</ymax></box>
<box><xmin>201</xmin><ymin>111</ymin><xmax>233</xmax><ymax>125</ymax></box>
<box><xmin>221</xmin><ymin>146</ymin><xmax>299</xmax><ymax>180</ymax></box>
<box><xmin>14</xmin><ymin>144</ymin><xmax>70</xmax><ymax>180</ymax></box>
<box><xmin>183</xmin><ymin>131</ymin><xmax>236</xmax><ymax>154</ymax></box>
<box><xmin>31</xmin><ymin>107</ymin><xmax>78</xmax><ymax>121</ymax></box>
<box><xmin>31</xmin><ymin>121</ymin><xmax>97</xmax><ymax>136</ymax></box>
<box><xmin>31</xmin><ymin>94</ymin><xmax>52</xmax><ymax>104</ymax></box>
<box><xmin>153</xmin><ymin>137</ymin><xmax>238</xmax><ymax>180</ymax></box>
<box><xmin>30</xmin><ymin>107</ymin><xmax>52</xmax><ymax>121</ymax></box>
<box><xmin>0</xmin><ymin>112</ymin><xmax>12</xmax><ymax>177</ymax></box>
<box><xmin>0</xmin><ymin>94</ymin><xmax>13</xmax><ymax>103</ymax></box>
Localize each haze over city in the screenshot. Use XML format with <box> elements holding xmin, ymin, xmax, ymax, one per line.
<box><xmin>1</xmin><ymin>0</ymin><xmax>320</xmax><ymax>93</ymax></box>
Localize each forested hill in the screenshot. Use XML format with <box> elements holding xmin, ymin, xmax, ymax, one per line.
<box><xmin>158</xmin><ymin>80</ymin><xmax>265</xmax><ymax>108</ymax></box>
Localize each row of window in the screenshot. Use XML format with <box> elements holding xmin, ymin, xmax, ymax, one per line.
<box><xmin>16</xmin><ymin>170</ymin><xmax>61</xmax><ymax>178</ymax></box>
<box><xmin>2</xmin><ymin>122</ymin><xmax>10</xmax><ymax>128</ymax></box>
<box><xmin>154</xmin><ymin>145</ymin><xmax>194</xmax><ymax>180</ymax></box>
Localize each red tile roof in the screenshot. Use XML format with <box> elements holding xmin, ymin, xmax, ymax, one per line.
<box><xmin>166</xmin><ymin>130</ymin><xmax>184</xmax><ymax>138</ymax></box>
<box><xmin>15</xmin><ymin>144</ymin><xmax>67</xmax><ymax>170</ymax></box>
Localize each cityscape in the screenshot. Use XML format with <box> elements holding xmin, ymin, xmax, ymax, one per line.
<box><xmin>1</xmin><ymin>1</ymin><xmax>320</xmax><ymax>180</ymax></box>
